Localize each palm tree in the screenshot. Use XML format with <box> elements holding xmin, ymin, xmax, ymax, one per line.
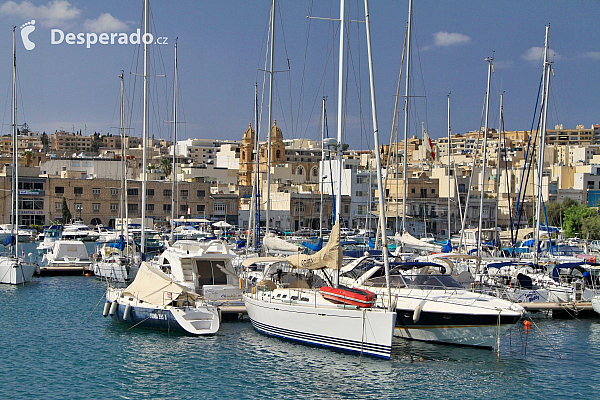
<box><xmin>23</xmin><ymin>150</ymin><xmax>33</xmax><ymax>167</ymax></box>
<box><xmin>161</xmin><ymin>157</ymin><xmax>172</xmax><ymax>177</ymax></box>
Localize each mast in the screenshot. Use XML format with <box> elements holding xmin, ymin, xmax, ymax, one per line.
<box><xmin>11</xmin><ymin>27</ymin><xmax>18</xmax><ymax>259</ymax></box>
<box><xmin>248</xmin><ymin>83</ymin><xmax>259</xmax><ymax>249</ymax></box>
<box><xmin>170</xmin><ymin>38</ymin><xmax>178</xmax><ymax>244</ymax></box>
<box><xmin>320</xmin><ymin>97</ymin><xmax>326</xmax><ymax>238</ymax></box>
<box><xmin>265</xmin><ymin>0</ymin><xmax>275</xmax><ymax>236</ymax></box>
<box><xmin>364</xmin><ymin>0</ymin><xmax>392</xmax><ymax>309</ymax></box>
<box><xmin>140</xmin><ymin>0</ymin><xmax>149</xmax><ymax>255</ymax></box>
<box><xmin>335</xmin><ymin>0</ymin><xmax>345</xmax><ymax>225</ymax></box>
<box><xmin>477</xmin><ymin>56</ymin><xmax>493</xmax><ymax>257</ymax></box>
<box><xmin>495</xmin><ymin>92</ymin><xmax>503</xmax><ymax>250</ymax></box>
<box><xmin>119</xmin><ymin>72</ymin><xmax>125</xmax><ymax>240</ymax></box>
<box><xmin>401</xmin><ymin>0</ymin><xmax>412</xmax><ymax>235</ymax></box>
<box><xmin>534</xmin><ymin>25</ymin><xmax>552</xmax><ymax>258</ymax></box>
<box><xmin>447</xmin><ymin>93</ymin><xmax>451</xmax><ymax>243</ymax></box>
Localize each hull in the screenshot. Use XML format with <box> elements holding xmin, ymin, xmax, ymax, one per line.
<box><xmin>592</xmin><ymin>297</ymin><xmax>600</xmax><ymax>315</ymax></box>
<box><xmin>93</xmin><ymin>260</ymin><xmax>139</xmax><ymax>283</ymax></box>
<box><xmin>394</xmin><ymin>308</ymin><xmax>521</xmax><ymax>347</ymax></box>
<box><xmin>107</xmin><ymin>300</ymin><xmax>219</xmax><ymax>335</ymax></box>
<box><xmin>244</xmin><ymin>290</ymin><xmax>396</xmax><ymax>359</ymax></box>
<box><xmin>0</xmin><ymin>258</ymin><xmax>36</xmax><ymax>285</ymax></box>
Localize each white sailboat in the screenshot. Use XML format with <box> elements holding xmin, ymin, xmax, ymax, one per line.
<box><xmin>0</xmin><ymin>27</ymin><xmax>36</xmax><ymax>285</ymax></box>
<box><xmin>244</xmin><ymin>0</ymin><xmax>396</xmax><ymax>359</ymax></box>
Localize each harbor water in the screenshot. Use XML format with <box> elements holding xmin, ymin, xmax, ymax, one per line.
<box><xmin>2</xmin><ymin>242</ymin><xmax>600</xmax><ymax>399</ymax></box>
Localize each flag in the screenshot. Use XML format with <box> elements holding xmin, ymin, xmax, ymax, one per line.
<box><xmin>423</xmin><ymin>129</ymin><xmax>435</xmax><ymax>160</ymax></box>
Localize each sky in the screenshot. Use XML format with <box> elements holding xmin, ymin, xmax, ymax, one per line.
<box><xmin>0</xmin><ymin>0</ymin><xmax>598</xmax><ymax>152</ymax></box>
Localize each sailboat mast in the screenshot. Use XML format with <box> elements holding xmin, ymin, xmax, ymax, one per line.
<box><xmin>335</xmin><ymin>0</ymin><xmax>345</xmax><ymax>225</ymax></box>
<box><xmin>495</xmin><ymin>92</ymin><xmax>503</xmax><ymax>248</ymax></box>
<box><xmin>364</xmin><ymin>0</ymin><xmax>392</xmax><ymax>309</ymax></box>
<box><xmin>534</xmin><ymin>25</ymin><xmax>551</xmax><ymax>257</ymax></box>
<box><xmin>119</xmin><ymin>72</ymin><xmax>125</xmax><ymax>239</ymax></box>
<box><xmin>12</xmin><ymin>27</ymin><xmax>18</xmax><ymax>259</ymax></box>
<box><xmin>401</xmin><ymin>0</ymin><xmax>412</xmax><ymax>235</ymax></box>
<box><xmin>265</xmin><ymin>0</ymin><xmax>275</xmax><ymax>236</ymax></box>
<box><xmin>320</xmin><ymin>97</ymin><xmax>326</xmax><ymax>238</ymax></box>
<box><xmin>170</xmin><ymin>39</ymin><xmax>178</xmax><ymax>244</ymax></box>
<box><xmin>447</xmin><ymin>93</ymin><xmax>451</xmax><ymax>242</ymax></box>
<box><xmin>140</xmin><ymin>0</ymin><xmax>149</xmax><ymax>255</ymax></box>
<box><xmin>477</xmin><ymin>57</ymin><xmax>493</xmax><ymax>257</ymax></box>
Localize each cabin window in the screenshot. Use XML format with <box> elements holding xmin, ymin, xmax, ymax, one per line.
<box><xmin>300</xmin><ymin>297</ymin><xmax>309</xmax><ymax>302</ymax></box>
<box><xmin>282</xmin><ymin>295</ymin><xmax>287</xmax><ymax>299</ymax></box>
<box><xmin>195</xmin><ymin>260</ymin><xmax>228</xmax><ymax>286</ymax></box>
<box><xmin>291</xmin><ymin>296</ymin><xmax>298</xmax><ymax>301</ymax></box>
<box><xmin>276</xmin><ymin>293</ymin><xmax>281</xmax><ymax>298</ymax></box>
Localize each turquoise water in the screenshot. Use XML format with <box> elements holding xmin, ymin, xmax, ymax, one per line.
<box><xmin>1</xmin><ymin>242</ymin><xmax>600</xmax><ymax>399</ymax></box>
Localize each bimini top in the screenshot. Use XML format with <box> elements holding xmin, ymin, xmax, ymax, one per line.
<box><xmin>123</xmin><ymin>262</ymin><xmax>199</xmax><ymax>306</ymax></box>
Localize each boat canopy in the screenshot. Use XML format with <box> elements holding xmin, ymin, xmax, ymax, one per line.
<box><xmin>287</xmin><ymin>222</ymin><xmax>342</xmax><ymax>270</ymax></box>
<box><xmin>241</xmin><ymin>256</ymin><xmax>287</xmax><ymax>268</ymax></box>
<box><xmin>551</xmin><ymin>262</ymin><xmax>586</xmax><ymax>282</ymax></box>
<box><xmin>123</xmin><ymin>262</ymin><xmax>199</xmax><ymax>305</ymax></box>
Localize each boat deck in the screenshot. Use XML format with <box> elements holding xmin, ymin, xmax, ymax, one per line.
<box><xmin>517</xmin><ymin>301</ymin><xmax>597</xmax><ymax>318</ymax></box>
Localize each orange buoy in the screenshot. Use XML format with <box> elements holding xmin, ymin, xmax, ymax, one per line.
<box><xmin>523</xmin><ymin>320</ymin><xmax>531</xmax><ymax>328</ymax></box>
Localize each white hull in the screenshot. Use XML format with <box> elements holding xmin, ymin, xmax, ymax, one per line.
<box><xmin>0</xmin><ymin>257</ymin><xmax>36</xmax><ymax>284</ymax></box>
<box><xmin>592</xmin><ymin>297</ymin><xmax>600</xmax><ymax>315</ymax></box>
<box><xmin>394</xmin><ymin>323</ymin><xmax>514</xmax><ymax>347</ymax></box>
<box><xmin>244</xmin><ymin>289</ymin><xmax>396</xmax><ymax>359</ymax></box>
<box><xmin>93</xmin><ymin>260</ymin><xmax>139</xmax><ymax>283</ymax></box>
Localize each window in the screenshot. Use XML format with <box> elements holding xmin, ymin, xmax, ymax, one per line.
<box><xmin>55</xmin><ymin>202</ymin><xmax>62</xmax><ymax>210</ymax></box>
<box><xmin>146</xmin><ymin>203</ymin><xmax>154</xmax><ymax>211</ymax></box>
<box><xmin>344</xmin><ymin>204</ymin><xmax>349</xmax><ymax>214</ymax></box>
<box><xmin>127</xmin><ymin>188</ymin><xmax>138</xmax><ymax>196</ymax></box>
<box><xmin>296</xmin><ymin>166</ymin><xmax>304</xmax><ymax>176</ymax></box>
<box><xmin>311</xmin><ymin>167</ymin><xmax>318</xmax><ymax>178</ymax></box>
<box><xmin>128</xmin><ymin>204</ymin><xmax>138</xmax><ymax>212</ymax></box>
<box><xmin>110</xmin><ymin>203</ymin><xmax>118</xmax><ymax>211</ymax></box>
<box><xmin>587</xmin><ymin>181</ymin><xmax>595</xmax><ymax>189</ymax></box>
<box><xmin>180</xmin><ymin>204</ymin><xmax>188</xmax><ymax>213</ymax></box>
<box><xmin>420</xmin><ymin>188</ymin><xmax>427</xmax><ymax>198</ymax></box>
<box><xmin>146</xmin><ymin>189</ymin><xmax>155</xmax><ymax>196</ymax></box>
<box><xmin>55</xmin><ymin>186</ymin><xmax>64</xmax><ymax>194</ymax></box>
<box><xmin>19</xmin><ymin>199</ymin><xmax>44</xmax><ymax>210</ymax></box>
<box><xmin>197</xmin><ymin>190</ymin><xmax>205</xmax><ymax>198</ymax></box>
<box><xmin>74</xmin><ymin>203</ymin><xmax>83</xmax><ymax>211</ymax></box>
<box><xmin>431</xmin><ymin>188</ymin><xmax>436</xmax><ymax>194</ymax></box>
<box><xmin>411</xmin><ymin>187</ymin><xmax>416</xmax><ymax>194</ymax></box>
<box><xmin>214</xmin><ymin>203</ymin><xmax>226</xmax><ymax>213</ymax></box>
<box><xmin>92</xmin><ymin>203</ymin><xmax>100</xmax><ymax>212</ymax></box>
<box><xmin>74</xmin><ymin>187</ymin><xmax>83</xmax><ymax>195</ymax></box>
<box><xmin>92</xmin><ymin>188</ymin><xmax>101</xmax><ymax>195</ymax></box>
<box><xmin>180</xmin><ymin>190</ymin><xmax>188</xmax><ymax>198</ymax></box>
<box><xmin>163</xmin><ymin>189</ymin><xmax>172</xmax><ymax>197</ymax></box>
<box><xmin>110</xmin><ymin>188</ymin><xmax>119</xmax><ymax>196</ymax></box>
<box><xmin>197</xmin><ymin>204</ymin><xmax>205</xmax><ymax>213</ymax></box>
<box><xmin>163</xmin><ymin>204</ymin><xmax>172</xmax><ymax>212</ymax></box>
<box><xmin>294</xmin><ymin>202</ymin><xmax>305</xmax><ymax>213</ymax></box>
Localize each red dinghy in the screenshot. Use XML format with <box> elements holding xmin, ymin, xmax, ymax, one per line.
<box><xmin>320</xmin><ymin>286</ymin><xmax>376</xmax><ymax>308</ymax></box>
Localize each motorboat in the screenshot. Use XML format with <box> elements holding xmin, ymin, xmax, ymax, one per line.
<box><xmin>104</xmin><ymin>262</ymin><xmax>220</xmax><ymax>335</ymax></box>
<box><xmin>40</xmin><ymin>240</ymin><xmax>92</xmax><ymax>274</ymax></box>
<box><xmin>62</xmin><ymin>222</ymin><xmax>100</xmax><ymax>242</ymax></box>
<box><xmin>338</xmin><ymin>256</ymin><xmax>524</xmax><ymax>348</ymax></box>
<box><xmin>149</xmin><ymin>240</ymin><xmax>243</xmax><ymax>310</ymax></box>
<box><xmin>36</xmin><ymin>225</ymin><xmax>63</xmax><ymax>252</ymax></box>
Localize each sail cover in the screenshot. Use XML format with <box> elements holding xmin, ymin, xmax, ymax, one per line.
<box><xmin>123</xmin><ymin>262</ymin><xmax>199</xmax><ymax>305</ymax></box>
<box><xmin>286</xmin><ymin>222</ymin><xmax>342</xmax><ymax>270</ymax></box>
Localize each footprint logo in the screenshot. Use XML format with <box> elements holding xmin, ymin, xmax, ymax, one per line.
<box><xmin>20</xmin><ymin>20</ymin><xmax>35</xmax><ymax>50</ymax></box>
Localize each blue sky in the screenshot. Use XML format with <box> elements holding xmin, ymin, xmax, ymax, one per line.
<box><xmin>0</xmin><ymin>0</ymin><xmax>598</xmax><ymax>151</ymax></box>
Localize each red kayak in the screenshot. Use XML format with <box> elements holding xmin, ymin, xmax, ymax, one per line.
<box><xmin>320</xmin><ymin>286</ymin><xmax>376</xmax><ymax>308</ymax></box>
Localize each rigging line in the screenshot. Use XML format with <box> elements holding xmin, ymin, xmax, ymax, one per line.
<box><xmin>294</xmin><ymin>0</ymin><xmax>314</xmax><ymax>138</ymax></box>
<box><xmin>299</xmin><ymin>20</ymin><xmax>339</xmax><ymax>142</ymax></box>
<box><xmin>16</xmin><ymin>69</ymin><xmax>27</xmax><ymax>128</ymax></box>
<box><xmin>276</xmin><ymin>3</ymin><xmax>295</xmax><ymax>139</ymax></box>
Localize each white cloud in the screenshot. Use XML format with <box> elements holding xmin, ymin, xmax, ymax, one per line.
<box><xmin>432</xmin><ymin>31</ymin><xmax>471</xmax><ymax>47</ymax></box>
<box><xmin>0</xmin><ymin>0</ymin><xmax>81</xmax><ymax>27</ymax></box>
<box><xmin>522</xmin><ymin>46</ymin><xmax>560</xmax><ymax>62</ymax></box>
<box><xmin>580</xmin><ymin>51</ymin><xmax>600</xmax><ymax>60</ymax></box>
<box><xmin>83</xmin><ymin>13</ymin><xmax>129</xmax><ymax>33</ymax></box>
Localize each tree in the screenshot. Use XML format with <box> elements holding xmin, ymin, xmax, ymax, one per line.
<box><xmin>161</xmin><ymin>157</ymin><xmax>172</xmax><ymax>177</ymax></box>
<box><xmin>582</xmin><ymin>214</ymin><xmax>600</xmax><ymax>240</ymax></box>
<box><xmin>41</xmin><ymin>131</ymin><xmax>49</xmax><ymax>152</ymax></box>
<box><xmin>61</xmin><ymin>197</ymin><xmax>72</xmax><ymax>223</ymax></box>
<box><xmin>563</xmin><ymin>203</ymin><xmax>595</xmax><ymax>238</ymax></box>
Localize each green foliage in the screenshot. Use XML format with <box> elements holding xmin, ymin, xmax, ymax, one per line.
<box><xmin>161</xmin><ymin>157</ymin><xmax>172</xmax><ymax>177</ymax></box>
<box><xmin>62</xmin><ymin>197</ymin><xmax>72</xmax><ymax>223</ymax></box>
<box><xmin>582</xmin><ymin>214</ymin><xmax>600</xmax><ymax>240</ymax></box>
<box><xmin>563</xmin><ymin>203</ymin><xmax>596</xmax><ymax>238</ymax></box>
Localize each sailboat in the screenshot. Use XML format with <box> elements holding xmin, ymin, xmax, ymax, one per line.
<box><xmin>243</xmin><ymin>0</ymin><xmax>396</xmax><ymax>359</ymax></box>
<box><xmin>93</xmin><ymin>72</ymin><xmax>140</xmax><ymax>282</ymax></box>
<box><xmin>0</xmin><ymin>27</ymin><xmax>37</xmax><ymax>285</ymax></box>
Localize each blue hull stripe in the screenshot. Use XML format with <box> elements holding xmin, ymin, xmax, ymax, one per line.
<box><xmin>249</xmin><ymin>319</ymin><xmax>391</xmax><ymax>359</ymax></box>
